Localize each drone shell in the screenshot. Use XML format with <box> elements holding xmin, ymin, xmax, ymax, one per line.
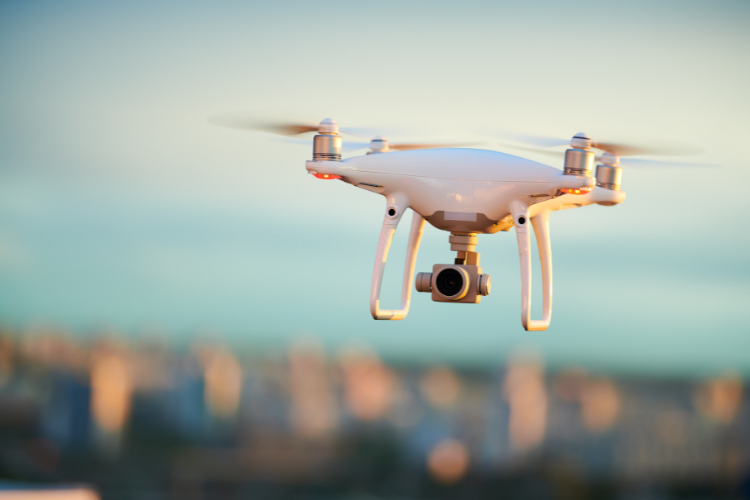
<box><xmin>306</xmin><ymin>148</ymin><xmax>594</xmax><ymax>234</ymax></box>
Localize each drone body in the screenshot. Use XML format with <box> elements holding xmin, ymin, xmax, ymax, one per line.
<box><xmin>210</xmin><ymin>114</ymin><xmax>705</xmax><ymax>331</ymax></box>
<box><xmin>307</xmin><ymin>148</ymin><xmax>622</xmax><ymax>234</ymax></box>
<box><xmin>304</xmin><ymin>124</ymin><xmax>625</xmax><ymax>331</ymax></box>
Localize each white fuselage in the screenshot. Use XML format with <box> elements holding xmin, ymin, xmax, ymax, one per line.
<box><xmin>306</xmin><ymin>148</ymin><xmax>599</xmax><ymax>233</ymax></box>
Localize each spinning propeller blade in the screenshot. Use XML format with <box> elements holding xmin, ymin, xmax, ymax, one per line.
<box><xmin>273</xmin><ymin>137</ymin><xmax>383</xmax><ymax>153</ymax></box>
<box><xmin>273</xmin><ymin>137</ymin><xmax>478</xmax><ymax>153</ymax></box>
<box><xmin>498</xmin><ymin>144</ymin><xmax>566</xmax><ymax>159</ymax></box>
<box><xmin>499</xmin><ymin>144</ymin><xmax>718</xmax><ymax>169</ymax></box>
<box><xmin>208</xmin><ymin>113</ymin><xmax>402</xmax><ymax>139</ymax></box>
<box><xmin>341</xmin><ymin>141</ymin><xmax>373</xmax><ymax>152</ymax></box>
<box><xmin>208</xmin><ymin>115</ymin><xmax>319</xmax><ymax>135</ymax></box>
<box><xmin>492</xmin><ymin>130</ymin><xmax>705</xmax><ymax>157</ymax></box>
<box><xmin>590</xmin><ymin>141</ymin><xmax>704</xmax><ymax>157</ymax></box>
<box><xmin>495</xmin><ymin>132</ymin><xmax>569</xmax><ymax>148</ymax></box>
<box><xmin>615</xmin><ymin>158</ymin><xmax>720</xmax><ymax>169</ymax></box>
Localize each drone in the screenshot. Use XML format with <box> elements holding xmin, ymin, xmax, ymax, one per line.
<box><xmin>211</xmin><ymin>115</ymin><xmax>710</xmax><ymax>331</ymax></box>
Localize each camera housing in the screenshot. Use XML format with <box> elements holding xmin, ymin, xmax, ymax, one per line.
<box><xmin>416</xmin><ymin>264</ymin><xmax>491</xmax><ymax>304</ymax></box>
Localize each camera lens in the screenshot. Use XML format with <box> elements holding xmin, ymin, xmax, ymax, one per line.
<box><xmin>436</xmin><ymin>268</ymin><xmax>464</xmax><ymax>297</ymax></box>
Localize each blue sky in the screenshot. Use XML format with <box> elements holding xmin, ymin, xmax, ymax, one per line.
<box><xmin>0</xmin><ymin>0</ymin><xmax>748</xmax><ymax>375</ymax></box>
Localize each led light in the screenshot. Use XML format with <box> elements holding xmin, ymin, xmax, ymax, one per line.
<box><xmin>560</xmin><ymin>188</ymin><xmax>591</xmax><ymax>195</ymax></box>
<box><xmin>313</xmin><ymin>173</ymin><xmax>341</xmax><ymax>180</ymax></box>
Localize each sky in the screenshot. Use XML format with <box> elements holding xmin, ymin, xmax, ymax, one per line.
<box><xmin>0</xmin><ymin>0</ymin><xmax>749</xmax><ymax>376</ymax></box>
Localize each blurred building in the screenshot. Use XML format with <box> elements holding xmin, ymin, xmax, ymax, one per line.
<box><xmin>0</xmin><ymin>327</ymin><xmax>748</xmax><ymax>499</ymax></box>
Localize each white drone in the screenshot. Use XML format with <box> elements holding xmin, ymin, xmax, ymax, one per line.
<box><xmin>212</xmin><ymin>116</ymin><xmax>709</xmax><ymax>331</ymax></box>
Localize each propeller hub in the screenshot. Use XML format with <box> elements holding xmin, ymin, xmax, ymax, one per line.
<box><xmin>318</xmin><ymin>118</ymin><xmax>339</xmax><ymax>134</ymax></box>
<box><xmin>571</xmin><ymin>133</ymin><xmax>592</xmax><ymax>150</ymax></box>
<box><xmin>369</xmin><ymin>136</ymin><xmax>389</xmax><ymax>153</ymax></box>
<box><xmin>600</xmin><ymin>152</ymin><xmax>620</xmax><ymax>166</ymax></box>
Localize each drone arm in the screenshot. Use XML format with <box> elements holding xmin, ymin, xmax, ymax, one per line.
<box><xmin>370</xmin><ymin>204</ymin><xmax>426</xmax><ymax>321</ymax></box>
<box><xmin>511</xmin><ymin>200</ymin><xmax>553</xmax><ymax>331</ymax></box>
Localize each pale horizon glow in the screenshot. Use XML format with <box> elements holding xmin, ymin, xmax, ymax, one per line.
<box><xmin>0</xmin><ymin>0</ymin><xmax>749</xmax><ymax>376</ymax></box>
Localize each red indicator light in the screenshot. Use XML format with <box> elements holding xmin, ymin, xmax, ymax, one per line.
<box><xmin>560</xmin><ymin>188</ymin><xmax>591</xmax><ymax>195</ymax></box>
<box><xmin>313</xmin><ymin>173</ymin><xmax>341</xmax><ymax>180</ymax></box>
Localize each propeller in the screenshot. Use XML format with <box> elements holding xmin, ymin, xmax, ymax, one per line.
<box><xmin>496</xmin><ymin>132</ymin><xmax>717</xmax><ymax>169</ymax></box>
<box><xmin>499</xmin><ymin>144</ymin><xmax>719</xmax><ymax>169</ymax></box>
<box><xmin>344</xmin><ymin>137</ymin><xmax>479</xmax><ymax>152</ymax></box>
<box><xmin>496</xmin><ymin>131</ymin><xmax>705</xmax><ymax>157</ymax></box>
<box><xmin>276</xmin><ymin>136</ymin><xmax>478</xmax><ymax>153</ymax></box>
<box><xmin>208</xmin><ymin>113</ymin><xmax>403</xmax><ymax>139</ymax></box>
<box><xmin>600</xmin><ymin>156</ymin><xmax>719</xmax><ymax>170</ymax></box>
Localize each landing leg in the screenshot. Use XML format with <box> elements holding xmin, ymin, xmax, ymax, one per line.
<box><xmin>370</xmin><ymin>206</ymin><xmax>426</xmax><ymax>320</ymax></box>
<box><xmin>511</xmin><ymin>200</ymin><xmax>553</xmax><ymax>331</ymax></box>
